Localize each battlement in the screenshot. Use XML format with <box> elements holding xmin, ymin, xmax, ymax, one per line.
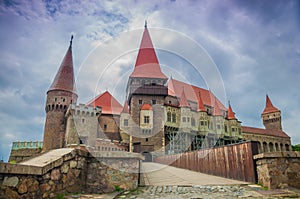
<box><xmin>12</xmin><ymin>141</ymin><xmax>43</xmax><ymax>150</ymax></box>
<box><xmin>94</xmin><ymin>138</ymin><xmax>129</xmax><ymax>152</ymax></box>
<box><xmin>69</xmin><ymin>103</ymin><xmax>101</xmax><ymax>117</ymax></box>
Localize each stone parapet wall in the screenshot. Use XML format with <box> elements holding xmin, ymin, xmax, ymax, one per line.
<box><xmin>254</xmin><ymin>151</ymin><xmax>300</xmax><ymax>189</ymax></box>
<box><xmin>0</xmin><ymin>148</ymin><xmax>143</xmax><ymax>198</ymax></box>
<box><xmin>9</xmin><ymin>148</ymin><xmax>42</xmax><ymax>163</ymax></box>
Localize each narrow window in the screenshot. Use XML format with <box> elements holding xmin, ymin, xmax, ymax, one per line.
<box><xmin>139</xmin><ymin>99</ymin><xmax>143</xmax><ymax>105</ymax></box>
<box><xmin>172</xmin><ymin>113</ymin><xmax>176</xmax><ymax>123</ymax></box>
<box><xmin>146</xmin><ymin>138</ymin><xmax>148</xmax><ymax>142</ymax></box>
<box><xmin>152</xmin><ymin>99</ymin><xmax>156</xmax><ymax>105</ymax></box>
<box><xmin>124</xmin><ymin>119</ymin><xmax>129</xmax><ymax>126</ymax></box>
<box><xmin>144</xmin><ymin>116</ymin><xmax>150</xmax><ymax>124</ymax></box>
<box><xmin>104</xmin><ymin>124</ymin><xmax>107</xmax><ymax>131</ymax></box>
<box><xmin>167</xmin><ymin>112</ymin><xmax>171</xmax><ymax>122</ymax></box>
<box><xmin>182</xmin><ymin>117</ymin><xmax>186</xmax><ymax>122</ymax></box>
<box><xmin>191</xmin><ymin>118</ymin><xmax>195</xmax><ymax>126</ymax></box>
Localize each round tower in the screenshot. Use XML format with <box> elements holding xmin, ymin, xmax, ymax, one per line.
<box><xmin>261</xmin><ymin>95</ymin><xmax>282</xmax><ymax>131</ymax></box>
<box><xmin>43</xmin><ymin>36</ymin><xmax>78</xmax><ymax>151</ymax></box>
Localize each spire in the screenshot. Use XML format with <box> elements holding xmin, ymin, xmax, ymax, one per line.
<box><xmin>197</xmin><ymin>92</ymin><xmax>206</xmax><ymax>112</ymax></box>
<box><xmin>262</xmin><ymin>95</ymin><xmax>279</xmax><ymax>114</ymax></box>
<box><xmin>122</xmin><ymin>100</ymin><xmax>130</xmax><ymax>114</ymax></box>
<box><xmin>129</xmin><ymin>23</ymin><xmax>167</xmax><ymax>79</ymax></box>
<box><xmin>213</xmin><ymin>98</ymin><xmax>223</xmax><ymax>116</ymax></box>
<box><xmin>179</xmin><ymin>88</ymin><xmax>190</xmax><ymax>108</ymax></box>
<box><xmin>48</xmin><ymin>35</ymin><xmax>77</xmax><ymax>95</ymax></box>
<box><xmin>227</xmin><ymin>101</ymin><xmax>236</xmax><ymax>119</ymax></box>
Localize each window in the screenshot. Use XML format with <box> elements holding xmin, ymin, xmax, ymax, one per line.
<box><xmin>152</xmin><ymin>100</ymin><xmax>156</xmax><ymax>105</ymax></box>
<box><xmin>232</xmin><ymin>128</ymin><xmax>235</xmax><ymax>132</ymax></box>
<box><xmin>124</xmin><ymin>119</ymin><xmax>128</xmax><ymax>126</ymax></box>
<box><xmin>225</xmin><ymin>125</ymin><xmax>227</xmax><ymax>132</ymax></box>
<box><xmin>182</xmin><ymin>117</ymin><xmax>186</xmax><ymax>122</ymax></box>
<box><xmin>167</xmin><ymin>112</ymin><xmax>171</xmax><ymax>122</ymax></box>
<box><xmin>217</xmin><ymin>124</ymin><xmax>221</xmax><ymax>129</ymax></box>
<box><xmin>139</xmin><ymin>100</ymin><xmax>143</xmax><ymax>105</ymax></box>
<box><xmin>169</xmin><ymin>101</ymin><xmax>172</xmax><ymax>104</ymax></box>
<box><xmin>142</xmin><ymin>129</ymin><xmax>151</xmax><ymax>134</ymax></box>
<box><xmin>146</xmin><ymin>138</ymin><xmax>148</xmax><ymax>142</ymax></box>
<box><xmin>172</xmin><ymin>113</ymin><xmax>176</xmax><ymax>123</ymax></box>
<box><xmin>187</xmin><ymin>117</ymin><xmax>190</xmax><ymax>122</ymax></box>
<box><xmin>82</xmin><ymin>118</ymin><xmax>85</xmax><ymax>123</ymax></box>
<box><xmin>191</xmin><ymin>118</ymin><xmax>195</xmax><ymax>126</ymax></box>
<box><xmin>104</xmin><ymin>124</ymin><xmax>107</xmax><ymax>130</ymax></box>
<box><xmin>144</xmin><ymin>116</ymin><xmax>150</xmax><ymax>124</ymax></box>
<box><xmin>200</xmin><ymin>121</ymin><xmax>204</xmax><ymax>126</ymax></box>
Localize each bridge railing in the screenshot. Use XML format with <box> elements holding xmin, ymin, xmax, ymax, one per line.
<box><xmin>154</xmin><ymin>141</ymin><xmax>259</xmax><ymax>183</ymax></box>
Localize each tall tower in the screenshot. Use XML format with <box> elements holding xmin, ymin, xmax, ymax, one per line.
<box><xmin>126</xmin><ymin>22</ymin><xmax>168</xmax><ymax>154</ymax></box>
<box><xmin>261</xmin><ymin>95</ymin><xmax>282</xmax><ymax>131</ymax></box>
<box><xmin>43</xmin><ymin>36</ymin><xmax>78</xmax><ymax>151</ymax></box>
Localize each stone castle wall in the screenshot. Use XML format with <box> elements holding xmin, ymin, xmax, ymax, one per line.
<box><xmin>0</xmin><ymin>149</ymin><xmax>143</xmax><ymax>198</ymax></box>
<box><xmin>254</xmin><ymin>151</ymin><xmax>300</xmax><ymax>189</ymax></box>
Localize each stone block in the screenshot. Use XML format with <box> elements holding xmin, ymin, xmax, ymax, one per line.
<box><xmin>3</xmin><ymin>176</ymin><xmax>19</xmax><ymax>187</ymax></box>
<box><xmin>18</xmin><ymin>181</ymin><xmax>28</xmax><ymax>194</ymax></box>
<box><xmin>51</xmin><ymin>169</ymin><xmax>61</xmax><ymax>181</ymax></box>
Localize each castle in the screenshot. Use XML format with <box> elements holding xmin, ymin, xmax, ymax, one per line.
<box><xmin>10</xmin><ymin>24</ymin><xmax>292</xmax><ymax>162</ymax></box>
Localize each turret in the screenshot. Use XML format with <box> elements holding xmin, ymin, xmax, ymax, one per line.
<box><xmin>262</xmin><ymin>95</ymin><xmax>282</xmax><ymax>131</ymax></box>
<box><xmin>43</xmin><ymin>36</ymin><xmax>78</xmax><ymax>151</ymax></box>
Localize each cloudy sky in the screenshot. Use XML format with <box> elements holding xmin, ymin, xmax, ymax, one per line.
<box><xmin>0</xmin><ymin>0</ymin><xmax>299</xmax><ymax>161</ymax></box>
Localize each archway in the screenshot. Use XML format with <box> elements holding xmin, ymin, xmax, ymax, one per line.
<box><xmin>142</xmin><ymin>151</ymin><xmax>153</xmax><ymax>162</ymax></box>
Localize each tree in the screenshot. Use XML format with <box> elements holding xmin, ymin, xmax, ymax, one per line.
<box><xmin>292</xmin><ymin>144</ymin><xmax>300</xmax><ymax>151</ymax></box>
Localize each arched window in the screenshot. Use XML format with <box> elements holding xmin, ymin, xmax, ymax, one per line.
<box><xmin>263</xmin><ymin>142</ymin><xmax>268</xmax><ymax>152</ymax></box>
<box><xmin>285</xmin><ymin>144</ymin><xmax>290</xmax><ymax>151</ymax></box>
<box><xmin>269</xmin><ymin>142</ymin><xmax>274</xmax><ymax>152</ymax></box>
<box><xmin>167</xmin><ymin>112</ymin><xmax>171</xmax><ymax>122</ymax></box>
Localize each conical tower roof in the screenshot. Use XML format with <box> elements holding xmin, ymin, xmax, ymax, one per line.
<box><xmin>130</xmin><ymin>22</ymin><xmax>167</xmax><ymax>79</ymax></box>
<box><xmin>122</xmin><ymin>100</ymin><xmax>130</xmax><ymax>114</ymax></box>
<box><xmin>48</xmin><ymin>36</ymin><xmax>77</xmax><ymax>95</ymax></box>
<box><xmin>227</xmin><ymin>102</ymin><xmax>236</xmax><ymax>119</ymax></box>
<box><xmin>197</xmin><ymin>92</ymin><xmax>206</xmax><ymax>112</ymax></box>
<box><xmin>262</xmin><ymin>95</ymin><xmax>280</xmax><ymax>114</ymax></box>
<box><xmin>179</xmin><ymin>88</ymin><xmax>190</xmax><ymax>108</ymax></box>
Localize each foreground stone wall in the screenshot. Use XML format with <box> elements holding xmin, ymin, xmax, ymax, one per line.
<box><xmin>254</xmin><ymin>151</ymin><xmax>300</xmax><ymax>189</ymax></box>
<box><xmin>0</xmin><ymin>149</ymin><xmax>143</xmax><ymax>198</ymax></box>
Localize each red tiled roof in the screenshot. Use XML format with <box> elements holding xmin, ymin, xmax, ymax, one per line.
<box><xmin>242</xmin><ymin>126</ymin><xmax>290</xmax><ymax>138</ymax></box>
<box><xmin>213</xmin><ymin>99</ymin><xmax>223</xmax><ymax>116</ymax></box>
<box><xmin>129</xmin><ymin>26</ymin><xmax>167</xmax><ymax>79</ymax></box>
<box><xmin>197</xmin><ymin>92</ymin><xmax>206</xmax><ymax>112</ymax></box>
<box><xmin>141</xmin><ymin>104</ymin><xmax>152</xmax><ymax>110</ymax></box>
<box><xmin>122</xmin><ymin>101</ymin><xmax>130</xmax><ymax>113</ymax></box>
<box><xmin>262</xmin><ymin>95</ymin><xmax>280</xmax><ymax>114</ymax></box>
<box><xmin>179</xmin><ymin>89</ymin><xmax>190</xmax><ymax>107</ymax></box>
<box><xmin>168</xmin><ymin>78</ymin><xmax>226</xmax><ymax>111</ymax></box>
<box><xmin>227</xmin><ymin>104</ymin><xmax>236</xmax><ymax>119</ymax></box>
<box><xmin>86</xmin><ymin>91</ymin><xmax>123</xmax><ymax>115</ymax></box>
<box><xmin>48</xmin><ymin>43</ymin><xmax>77</xmax><ymax>94</ymax></box>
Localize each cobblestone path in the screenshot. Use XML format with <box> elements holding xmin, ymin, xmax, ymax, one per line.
<box><xmin>116</xmin><ymin>185</ymin><xmax>300</xmax><ymax>199</ymax></box>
